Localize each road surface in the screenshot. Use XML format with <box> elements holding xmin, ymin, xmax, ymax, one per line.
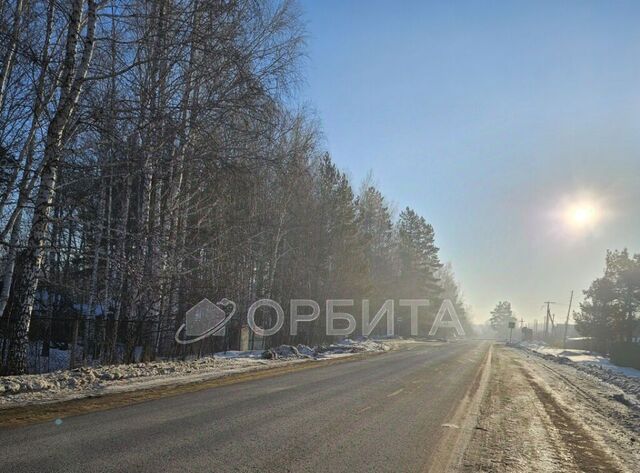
<box><xmin>0</xmin><ymin>341</ymin><xmax>491</xmax><ymax>472</ymax></box>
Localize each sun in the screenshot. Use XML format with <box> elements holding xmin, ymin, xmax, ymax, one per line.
<box><xmin>549</xmin><ymin>192</ymin><xmax>609</xmax><ymax>238</ymax></box>
<box><xmin>565</xmin><ymin>201</ymin><xmax>599</xmax><ymax>229</ymax></box>
<box><xmin>570</xmin><ymin>204</ymin><xmax>595</xmax><ymax>225</ymax></box>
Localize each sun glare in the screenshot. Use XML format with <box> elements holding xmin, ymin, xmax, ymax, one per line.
<box><xmin>548</xmin><ymin>192</ymin><xmax>609</xmax><ymax>239</ymax></box>
<box><xmin>564</xmin><ymin>200</ymin><xmax>600</xmax><ymax>230</ymax></box>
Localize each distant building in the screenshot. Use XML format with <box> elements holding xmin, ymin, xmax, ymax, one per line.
<box><xmin>550</xmin><ymin>324</ymin><xmax>580</xmax><ymax>339</ymax></box>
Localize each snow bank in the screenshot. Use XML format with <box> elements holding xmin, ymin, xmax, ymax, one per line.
<box><xmin>319</xmin><ymin>338</ymin><xmax>390</xmax><ymax>356</ymax></box>
<box><xmin>261</xmin><ymin>338</ymin><xmax>389</xmax><ymax>360</ymax></box>
<box><xmin>0</xmin><ymin>356</ymin><xmax>266</xmax><ymax>398</ymax></box>
<box><xmin>518</xmin><ymin>341</ymin><xmax>640</xmax><ymax>378</ymax></box>
<box><xmin>516</xmin><ymin>341</ymin><xmax>640</xmax><ymax>401</ymax></box>
<box><xmin>0</xmin><ymin>338</ymin><xmax>390</xmax><ymax>407</ymax></box>
<box><xmin>262</xmin><ymin>345</ymin><xmax>317</xmax><ymax>360</ymax></box>
<box><xmin>214</xmin><ymin>350</ymin><xmax>264</xmax><ymax>359</ymax></box>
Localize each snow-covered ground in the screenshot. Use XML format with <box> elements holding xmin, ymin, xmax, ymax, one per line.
<box><xmin>516</xmin><ymin>340</ymin><xmax>640</xmax><ymax>401</ymax></box>
<box><xmin>463</xmin><ymin>345</ymin><xmax>640</xmax><ymax>472</ymax></box>
<box><xmin>0</xmin><ymin>339</ymin><xmax>390</xmax><ymax>408</ymax></box>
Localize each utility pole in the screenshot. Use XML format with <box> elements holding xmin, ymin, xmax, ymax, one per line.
<box><xmin>562</xmin><ymin>290</ymin><xmax>574</xmax><ymax>349</ymax></box>
<box><xmin>543</xmin><ymin>301</ymin><xmax>556</xmax><ymax>338</ymax></box>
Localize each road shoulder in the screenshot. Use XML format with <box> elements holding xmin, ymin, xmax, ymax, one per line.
<box><xmin>460</xmin><ymin>345</ymin><xmax>639</xmax><ymax>473</ymax></box>
<box><xmin>0</xmin><ymin>349</ymin><xmax>393</xmax><ymax>428</ymax></box>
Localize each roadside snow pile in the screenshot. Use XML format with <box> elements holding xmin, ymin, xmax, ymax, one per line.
<box><xmin>0</xmin><ymin>338</ymin><xmax>390</xmax><ymax>406</ymax></box>
<box><xmin>262</xmin><ymin>345</ymin><xmax>317</xmax><ymax>359</ymax></box>
<box><xmin>262</xmin><ymin>338</ymin><xmax>389</xmax><ymax>360</ymax></box>
<box><xmin>517</xmin><ymin>341</ymin><xmax>640</xmax><ymax>401</ymax></box>
<box><xmin>319</xmin><ymin>338</ymin><xmax>390</xmax><ymax>356</ymax></box>
<box><xmin>0</xmin><ymin>356</ymin><xmax>267</xmax><ymax>401</ymax></box>
<box><xmin>214</xmin><ymin>350</ymin><xmax>264</xmax><ymax>359</ymax></box>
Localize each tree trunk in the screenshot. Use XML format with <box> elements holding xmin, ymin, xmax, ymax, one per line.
<box><xmin>6</xmin><ymin>0</ymin><xmax>96</xmax><ymax>374</ymax></box>
<box><xmin>0</xmin><ymin>0</ymin><xmax>25</xmax><ymax>113</ymax></box>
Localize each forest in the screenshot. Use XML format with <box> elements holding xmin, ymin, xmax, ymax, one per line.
<box><xmin>0</xmin><ymin>0</ymin><xmax>468</xmax><ymax>375</ymax></box>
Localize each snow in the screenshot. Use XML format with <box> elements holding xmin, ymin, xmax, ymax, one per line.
<box><xmin>465</xmin><ymin>345</ymin><xmax>640</xmax><ymax>472</ymax></box>
<box><xmin>516</xmin><ymin>341</ymin><xmax>640</xmax><ymax>402</ymax></box>
<box><xmin>518</xmin><ymin>341</ymin><xmax>640</xmax><ymax>379</ymax></box>
<box><xmin>260</xmin><ymin>339</ymin><xmax>390</xmax><ymax>360</ymax></box>
<box><xmin>320</xmin><ymin>338</ymin><xmax>391</xmax><ymax>356</ymax></box>
<box><xmin>0</xmin><ymin>338</ymin><xmax>390</xmax><ymax>408</ymax></box>
<box><xmin>214</xmin><ymin>350</ymin><xmax>265</xmax><ymax>359</ymax></box>
<box><xmin>27</xmin><ymin>347</ymin><xmax>71</xmax><ymax>373</ymax></box>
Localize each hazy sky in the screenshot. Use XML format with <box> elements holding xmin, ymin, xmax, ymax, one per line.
<box><xmin>299</xmin><ymin>0</ymin><xmax>640</xmax><ymax>324</ymax></box>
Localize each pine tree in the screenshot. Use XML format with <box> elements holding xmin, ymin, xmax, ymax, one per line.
<box><xmin>396</xmin><ymin>207</ymin><xmax>442</xmax><ymax>299</ymax></box>
<box><xmin>575</xmin><ymin>249</ymin><xmax>640</xmax><ymax>347</ymax></box>
<box><xmin>489</xmin><ymin>301</ymin><xmax>516</xmax><ymax>335</ymax></box>
<box><xmin>356</xmin><ymin>184</ymin><xmax>395</xmax><ymax>297</ymax></box>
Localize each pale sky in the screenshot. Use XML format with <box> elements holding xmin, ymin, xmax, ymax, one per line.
<box><xmin>300</xmin><ymin>0</ymin><xmax>640</xmax><ymax>324</ymax></box>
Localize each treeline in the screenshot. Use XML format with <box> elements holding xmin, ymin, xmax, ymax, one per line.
<box><xmin>575</xmin><ymin>249</ymin><xmax>640</xmax><ymax>353</ymax></box>
<box><xmin>0</xmin><ymin>0</ymin><xmax>467</xmax><ymax>375</ymax></box>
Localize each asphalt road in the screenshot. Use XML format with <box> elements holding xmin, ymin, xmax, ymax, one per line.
<box><xmin>0</xmin><ymin>340</ymin><xmax>491</xmax><ymax>472</ymax></box>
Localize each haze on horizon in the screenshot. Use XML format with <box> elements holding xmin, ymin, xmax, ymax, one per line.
<box><xmin>301</xmin><ymin>0</ymin><xmax>640</xmax><ymax>325</ymax></box>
